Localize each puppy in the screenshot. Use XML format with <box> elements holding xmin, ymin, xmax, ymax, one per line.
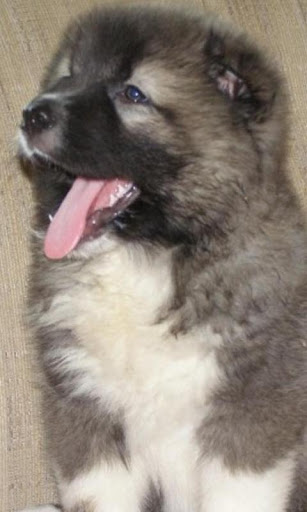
<box><xmin>18</xmin><ymin>4</ymin><xmax>307</xmax><ymax>512</ymax></box>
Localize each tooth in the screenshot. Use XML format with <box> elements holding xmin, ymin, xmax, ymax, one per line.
<box><xmin>48</xmin><ymin>214</ymin><xmax>54</xmax><ymax>223</ymax></box>
<box><xmin>109</xmin><ymin>193</ymin><xmax>117</xmax><ymax>207</ymax></box>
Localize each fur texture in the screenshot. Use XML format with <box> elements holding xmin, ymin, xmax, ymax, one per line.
<box><xmin>18</xmin><ymin>4</ymin><xmax>307</xmax><ymax>511</ymax></box>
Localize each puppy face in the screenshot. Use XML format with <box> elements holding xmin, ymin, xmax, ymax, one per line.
<box><xmin>19</xmin><ymin>6</ymin><xmax>283</xmax><ymax>259</ymax></box>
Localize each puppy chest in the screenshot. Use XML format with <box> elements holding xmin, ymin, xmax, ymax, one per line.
<box><xmin>67</xmin><ymin>301</ymin><xmax>219</xmax><ymax>414</ymax></box>
<box><xmin>42</xmin><ymin>249</ymin><xmax>222</xmax><ymax>432</ymax></box>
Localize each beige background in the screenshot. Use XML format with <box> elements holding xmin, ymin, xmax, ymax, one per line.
<box><xmin>0</xmin><ymin>0</ymin><xmax>306</xmax><ymax>510</ymax></box>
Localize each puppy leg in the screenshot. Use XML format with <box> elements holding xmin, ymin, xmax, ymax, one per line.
<box><xmin>201</xmin><ymin>455</ymin><xmax>296</xmax><ymax>512</ymax></box>
<box><xmin>58</xmin><ymin>459</ymin><xmax>148</xmax><ymax>512</ymax></box>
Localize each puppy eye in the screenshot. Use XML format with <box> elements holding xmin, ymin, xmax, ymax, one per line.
<box><xmin>124</xmin><ymin>85</ymin><xmax>148</xmax><ymax>104</ymax></box>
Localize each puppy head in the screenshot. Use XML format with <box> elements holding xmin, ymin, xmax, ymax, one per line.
<box><xmin>19</xmin><ymin>5</ymin><xmax>285</xmax><ymax>259</ymax></box>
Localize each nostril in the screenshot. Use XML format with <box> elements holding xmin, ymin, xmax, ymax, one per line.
<box><xmin>22</xmin><ymin>101</ymin><xmax>56</xmax><ymax>135</ymax></box>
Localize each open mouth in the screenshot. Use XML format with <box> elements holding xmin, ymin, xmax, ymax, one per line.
<box><xmin>22</xmin><ymin>147</ymin><xmax>140</xmax><ymax>260</ymax></box>
<box><xmin>45</xmin><ymin>176</ymin><xmax>140</xmax><ymax>260</ymax></box>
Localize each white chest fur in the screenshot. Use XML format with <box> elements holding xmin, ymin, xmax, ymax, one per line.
<box><xmin>41</xmin><ymin>242</ymin><xmax>222</xmax><ymax>437</ymax></box>
<box><xmin>40</xmin><ymin>242</ymin><xmax>225</xmax><ymax>511</ymax></box>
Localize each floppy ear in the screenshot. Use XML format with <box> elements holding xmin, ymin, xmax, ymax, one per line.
<box><xmin>204</xmin><ymin>30</ymin><xmax>280</xmax><ymax>122</ymax></box>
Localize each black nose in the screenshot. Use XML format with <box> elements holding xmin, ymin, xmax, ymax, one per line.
<box><xmin>21</xmin><ymin>99</ymin><xmax>56</xmax><ymax>135</ymax></box>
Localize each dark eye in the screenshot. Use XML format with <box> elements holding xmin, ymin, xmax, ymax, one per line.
<box><xmin>124</xmin><ymin>85</ymin><xmax>148</xmax><ymax>104</ymax></box>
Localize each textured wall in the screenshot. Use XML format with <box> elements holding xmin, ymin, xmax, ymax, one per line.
<box><xmin>0</xmin><ymin>0</ymin><xmax>306</xmax><ymax>510</ymax></box>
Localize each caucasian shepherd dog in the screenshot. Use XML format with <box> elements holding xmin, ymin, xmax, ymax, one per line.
<box><xmin>18</xmin><ymin>4</ymin><xmax>307</xmax><ymax>512</ymax></box>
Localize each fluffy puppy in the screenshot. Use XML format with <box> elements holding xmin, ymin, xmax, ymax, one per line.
<box><xmin>18</xmin><ymin>4</ymin><xmax>307</xmax><ymax>512</ymax></box>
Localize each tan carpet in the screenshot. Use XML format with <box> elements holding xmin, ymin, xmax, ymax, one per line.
<box><xmin>0</xmin><ymin>0</ymin><xmax>306</xmax><ymax>510</ymax></box>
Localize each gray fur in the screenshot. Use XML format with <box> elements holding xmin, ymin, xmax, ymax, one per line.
<box><xmin>142</xmin><ymin>482</ymin><xmax>164</xmax><ymax>512</ymax></box>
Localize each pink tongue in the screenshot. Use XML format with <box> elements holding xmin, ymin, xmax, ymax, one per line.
<box><xmin>44</xmin><ymin>177</ymin><xmax>128</xmax><ymax>260</ymax></box>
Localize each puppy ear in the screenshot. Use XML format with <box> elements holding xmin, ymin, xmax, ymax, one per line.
<box><xmin>204</xmin><ymin>30</ymin><xmax>280</xmax><ymax>122</ymax></box>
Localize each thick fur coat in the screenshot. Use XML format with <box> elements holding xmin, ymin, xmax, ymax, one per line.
<box><xmin>18</xmin><ymin>4</ymin><xmax>307</xmax><ymax>511</ymax></box>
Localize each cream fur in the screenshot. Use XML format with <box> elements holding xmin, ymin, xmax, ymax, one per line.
<box><xmin>38</xmin><ymin>239</ymin><xmax>227</xmax><ymax>510</ymax></box>
<box><xmin>40</xmin><ymin>239</ymin><xmax>223</xmax><ymax>414</ymax></box>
